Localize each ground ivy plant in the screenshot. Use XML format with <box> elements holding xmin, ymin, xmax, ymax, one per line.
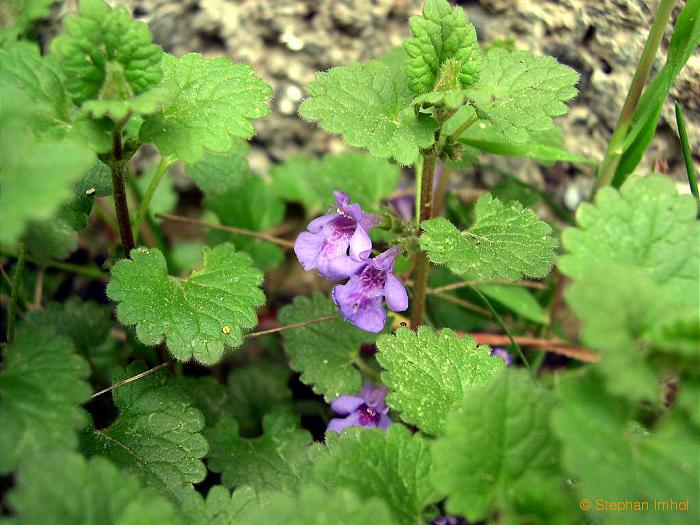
<box><xmin>1</xmin><ymin>0</ymin><xmax>698</xmax><ymax>524</ymax></box>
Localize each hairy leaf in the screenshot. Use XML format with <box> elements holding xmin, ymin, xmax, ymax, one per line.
<box><xmin>270</xmin><ymin>152</ymin><xmax>400</xmax><ymax>213</ymax></box>
<box><xmin>82</xmin><ymin>362</ymin><xmax>208</xmax><ymax>505</ymax></box>
<box><xmin>6</xmin><ymin>453</ymin><xmax>178</xmax><ymax>525</ymax></box>
<box><xmin>403</xmin><ymin>0</ymin><xmax>481</xmax><ymax>93</ymax></box>
<box><xmin>0</xmin><ymin>330</ymin><xmax>90</xmax><ymax>474</ymax></box>
<box><xmin>431</xmin><ymin>370</ymin><xmax>559</xmax><ymax>520</ymax></box>
<box><xmin>420</xmin><ymin>194</ymin><xmax>558</xmax><ymax>279</ymax></box>
<box><xmin>299</xmin><ymin>60</ymin><xmax>438</xmax><ymax>165</ymax></box>
<box><xmin>141</xmin><ymin>53</ymin><xmax>272</xmax><ymax>163</ymax></box>
<box><xmin>50</xmin><ymin>0</ymin><xmax>163</xmax><ymax>119</ymax></box>
<box><xmin>559</xmin><ymin>175</ymin><xmax>699</xmax><ymax>307</ymax></box>
<box><xmin>314</xmin><ymin>425</ymin><xmax>439</xmax><ymax>525</ymax></box>
<box><xmin>206</xmin><ymin>412</ymin><xmax>316</xmax><ymax>493</ymax></box>
<box><xmin>466</xmin><ymin>48</ymin><xmax>578</xmax><ymax>143</ymax></box>
<box><xmin>236</xmin><ymin>485</ymin><xmax>394</xmax><ymax>525</ymax></box>
<box><xmin>279</xmin><ymin>293</ymin><xmax>377</xmax><ymax>401</ymax></box>
<box><xmin>107</xmin><ymin>244</ymin><xmax>265</xmax><ymax>365</ymax></box>
<box><xmin>376</xmin><ymin>326</ymin><xmax>503</xmax><ymax>435</ymax></box>
<box><xmin>551</xmin><ymin>370</ymin><xmax>700</xmax><ymax>525</ymax></box>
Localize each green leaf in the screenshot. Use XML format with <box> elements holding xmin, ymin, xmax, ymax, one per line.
<box><xmin>299</xmin><ymin>60</ymin><xmax>438</xmax><ymax>165</ymax></box>
<box><xmin>559</xmin><ymin>175</ymin><xmax>699</xmax><ymax>307</ymax></box>
<box><xmin>465</xmin><ymin>48</ymin><xmax>578</xmax><ymax>143</ymax></box>
<box><xmin>24</xmin><ymin>298</ymin><xmax>120</xmax><ymax>381</ymax></box>
<box><xmin>565</xmin><ymin>264</ymin><xmax>697</xmax><ymax>403</ymax></box>
<box><xmin>196</xmin><ymin>485</ymin><xmax>258</xmax><ymax>525</ymax></box>
<box><xmin>278</xmin><ymin>293</ymin><xmax>376</xmax><ymax>401</ymax></box>
<box><xmin>206</xmin><ymin>412</ymin><xmax>316</xmax><ymax>493</ymax></box>
<box><xmin>141</xmin><ymin>53</ymin><xmax>272</xmax><ymax>163</ymax></box>
<box><xmin>0</xmin><ymin>330</ymin><xmax>90</xmax><ymax>474</ymax></box>
<box><xmin>82</xmin><ymin>362</ymin><xmax>208</xmax><ymax>505</ymax></box>
<box><xmin>205</xmin><ymin>175</ymin><xmax>285</xmax><ymax>272</ymax></box>
<box><xmin>0</xmin><ymin>0</ymin><xmax>59</xmax><ymax>43</ymax></box>
<box><xmin>177</xmin><ymin>376</ymin><xmax>232</xmax><ymax>427</ymax></box>
<box><xmin>376</xmin><ymin>326</ymin><xmax>503</xmax><ymax>435</ymax></box>
<box><xmin>403</xmin><ymin>0</ymin><xmax>481</xmax><ymax>93</ymax></box>
<box><xmin>431</xmin><ymin>370</ymin><xmax>559</xmax><ymax>521</ymax></box>
<box><xmin>551</xmin><ymin>370</ymin><xmax>700</xmax><ymax>525</ymax></box>
<box><xmin>228</xmin><ymin>362</ymin><xmax>293</xmax><ymax>436</ymax></box>
<box><xmin>459</xmin><ymin>121</ymin><xmax>594</xmax><ymax>164</ymax></box>
<box><xmin>270</xmin><ymin>152</ymin><xmax>401</xmax><ymax>213</ymax></box>
<box><xmin>0</xmin><ymin>42</ymin><xmax>71</xmax><ymax>136</ymax></box>
<box><xmin>50</xmin><ymin>0</ymin><xmax>163</xmax><ymax>118</ymax></box>
<box><xmin>107</xmin><ymin>244</ymin><xmax>265</xmax><ymax>365</ymax></box>
<box><xmin>474</xmin><ymin>281</ymin><xmax>548</xmax><ymax>324</ymax></box>
<box><xmin>134</xmin><ymin>164</ymin><xmax>178</xmax><ymax>219</ymax></box>
<box><xmin>184</xmin><ymin>140</ymin><xmax>250</xmax><ymax>194</ymax></box>
<box><xmin>420</xmin><ymin>193</ymin><xmax>558</xmax><ymax>280</ymax></box>
<box><xmin>0</xmin><ymin>88</ymin><xmax>95</xmax><ymax>248</ymax></box>
<box><xmin>314</xmin><ymin>425</ymin><xmax>439</xmax><ymax>525</ymax></box>
<box><xmin>6</xmin><ymin>453</ymin><xmax>179</xmax><ymax>525</ymax></box>
<box><xmin>236</xmin><ymin>485</ymin><xmax>394</xmax><ymax>525</ymax></box>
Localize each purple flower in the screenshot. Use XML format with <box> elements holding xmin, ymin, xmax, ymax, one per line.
<box><xmin>294</xmin><ymin>191</ymin><xmax>379</xmax><ymax>279</ymax></box>
<box><xmin>327</xmin><ymin>384</ymin><xmax>393</xmax><ymax>433</ymax></box>
<box><xmin>331</xmin><ymin>247</ymin><xmax>408</xmax><ymax>333</ymax></box>
<box><xmin>491</xmin><ymin>347</ymin><xmax>513</xmax><ymax>367</ymax></box>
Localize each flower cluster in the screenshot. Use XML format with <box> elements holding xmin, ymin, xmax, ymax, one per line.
<box><xmin>294</xmin><ymin>191</ymin><xmax>408</xmax><ymax>332</ymax></box>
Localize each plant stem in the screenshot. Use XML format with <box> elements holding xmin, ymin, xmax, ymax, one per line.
<box><xmin>6</xmin><ymin>245</ymin><xmax>26</xmax><ymax>344</ymax></box>
<box><xmin>675</xmin><ymin>100</ymin><xmax>698</xmax><ymax>198</ymax></box>
<box><xmin>110</xmin><ymin>128</ymin><xmax>136</xmax><ymax>256</ymax></box>
<box><xmin>411</xmin><ymin>153</ymin><xmax>438</xmax><ymax>329</ymax></box>
<box><xmin>434</xmin><ymin>164</ymin><xmax>451</xmax><ymax>216</ymax></box>
<box><xmin>471</xmin><ymin>286</ymin><xmax>534</xmax><ymax>378</ymax></box>
<box><xmin>132</xmin><ymin>156</ymin><xmax>173</xmax><ymax>237</ymax></box>
<box><xmin>592</xmin><ymin>0</ymin><xmax>676</xmax><ymax>195</ymax></box>
<box><xmin>244</xmin><ymin>314</ymin><xmax>338</xmax><ymax>339</ymax></box>
<box><xmin>156</xmin><ymin>213</ymin><xmax>296</xmax><ymax>249</ymax></box>
<box><xmin>447</xmin><ymin>112</ymin><xmax>478</xmax><ymax>143</ymax></box>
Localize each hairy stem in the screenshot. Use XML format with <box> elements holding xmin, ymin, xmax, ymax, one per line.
<box><xmin>6</xmin><ymin>244</ymin><xmax>26</xmax><ymax>345</ymax></box>
<box><xmin>411</xmin><ymin>154</ymin><xmax>438</xmax><ymax>328</ymax></box>
<box><xmin>156</xmin><ymin>213</ymin><xmax>296</xmax><ymax>249</ymax></box>
<box><xmin>592</xmin><ymin>0</ymin><xmax>675</xmax><ymax>194</ymax></box>
<box><xmin>434</xmin><ymin>164</ymin><xmax>451</xmax><ymax>216</ymax></box>
<box><xmin>110</xmin><ymin>128</ymin><xmax>136</xmax><ymax>256</ymax></box>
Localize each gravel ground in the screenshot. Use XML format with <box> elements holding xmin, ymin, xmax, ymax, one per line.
<box><xmin>51</xmin><ymin>0</ymin><xmax>700</xmax><ymax>207</ymax></box>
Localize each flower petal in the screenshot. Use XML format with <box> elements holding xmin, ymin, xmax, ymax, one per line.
<box><xmin>349</xmin><ymin>225</ymin><xmax>372</xmax><ymax>261</ymax></box>
<box><xmin>326</xmin><ymin>411</ymin><xmax>362</xmax><ymax>433</ymax></box>
<box><xmin>372</xmin><ymin>247</ymin><xmax>400</xmax><ymax>271</ymax></box>
<box><xmin>384</xmin><ymin>273</ymin><xmax>409</xmax><ymax>312</ymax></box>
<box><xmin>306</xmin><ymin>213</ymin><xmax>336</xmax><ymax>233</ymax></box>
<box><xmin>327</xmin><ymin>256</ymin><xmax>367</xmax><ymax>280</ymax></box>
<box><xmin>330</xmin><ymin>395</ymin><xmax>365</xmax><ymax>415</ymax></box>
<box><xmin>333</xmin><ymin>191</ymin><xmax>350</xmax><ymax>210</ymax></box>
<box><xmin>348</xmin><ymin>297</ymin><xmax>386</xmax><ymax>333</ymax></box>
<box><xmin>293</xmin><ymin>231</ymin><xmax>325</xmax><ymax>271</ymax></box>
<box><xmin>377</xmin><ymin>414</ymin><xmax>393</xmax><ymax>431</ymax></box>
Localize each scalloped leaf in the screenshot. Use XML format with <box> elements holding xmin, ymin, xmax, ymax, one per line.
<box><xmin>140</xmin><ymin>53</ymin><xmax>272</xmax><ymax>163</ymax></box>
<box><xmin>107</xmin><ymin>244</ymin><xmax>265</xmax><ymax>365</ymax></box>
<box><xmin>81</xmin><ymin>362</ymin><xmax>208</xmax><ymax>505</ymax></box>
<box><xmin>376</xmin><ymin>326</ymin><xmax>503</xmax><ymax>435</ymax></box>
<box><xmin>403</xmin><ymin>0</ymin><xmax>481</xmax><ymax>93</ymax></box>
<box><xmin>278</xmin><ymin>293</ymin><xmax>377</xmax><ymax>401</ymax></box>
<box><xmin>0</xmin><ymin>330</ymin><xmax>91</xmax><ymax>474</ymax></box>
<box><xmin>420</xmin><ymin>193</ymin><xmax>558</xmax><ymax>280</ymax></box>
<box><xmin>465</xmin><ymin>48</ymin><xmax>578</xmax><ymax>143</ymax></box>
<box><xmin>50</xmin><ymin>0</ymin><xmax>163</xmax><ymax>118</ymax></box>
<box><xmin>299</xmin><ymin>60</ymin><xmax>438</xmax><ymax>165</ymax></box>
